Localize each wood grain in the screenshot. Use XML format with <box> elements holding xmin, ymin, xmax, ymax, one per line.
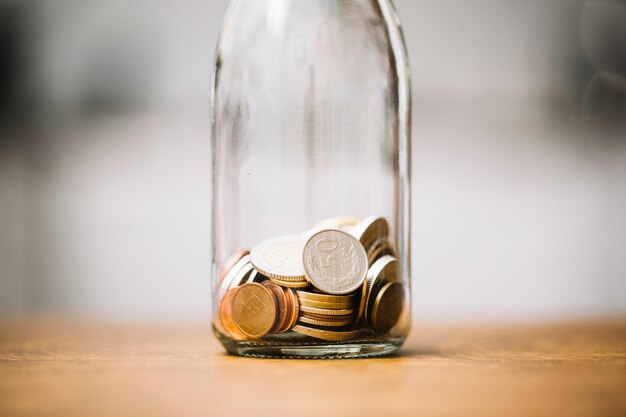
<box><xmin>1</xmin><ymin>319</ymin><xmax>625</xmax><ymax>417</ymax></box>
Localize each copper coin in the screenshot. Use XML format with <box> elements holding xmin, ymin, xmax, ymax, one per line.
<box><xmin>282</xmin><ymin>288</ymin><xmax>300</xmax><ymax>332</ymax></box>
<box><xmin>219</xmin><ymin>287</ymin><xmax>247</xmax><ymax>340</ymax></box>
<box><xmin>369</xmin><ymin>281</ymin><xmax>405</xmax><ymax>335</ymax></box>
<box><xmin>277</xmin><ymin>287</ymin><xmax>294</xmax><ymax>333</ymax></box>
<box><xmin>261</xmin><ymin>280</ymin><xmax>288</xmax><ymax>333</ymax></box>
<box><xmin>231</xmin><ymin>283</ymin><xmax>277</xmax><ymax>339</ymax></box>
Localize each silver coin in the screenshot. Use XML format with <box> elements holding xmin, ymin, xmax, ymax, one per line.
<box><xmin>250</xmin><ymin>235</ymin><xmax>306</xmax><ymax>281</ymax></box>
<box><xmin>217</xmin><ymin>254</ymin><xmax>250</xmax><ymax>302</ymax></box>
<box><xmin>302</xmin><ymin>229</ymin><xmax>368</xmax><ymax>295</ymax></box>
<box><xmin>232</xmin><ymin>261</ymin><xmax>254</xmax><ymax>288</ymax></box>
<box><xmin>245</xmin><ymin>269</ymin><xmax>267</xmax><ymax>283</ymax></box>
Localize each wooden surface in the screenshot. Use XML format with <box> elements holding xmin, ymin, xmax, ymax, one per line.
<box><xmin>1</xmin><ymin>319</ymin><xmax>625</xmax><ymax>417</ymax></box>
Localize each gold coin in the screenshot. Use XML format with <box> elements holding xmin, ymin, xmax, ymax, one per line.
<box><xmin>269</xmin><ymin>277</ymin><xmax>310</xmax><ymax>288</ymax></box>
<box><xmin>356</xmin><ymin>281</ymin><xmax>367</xmax><ymax>324</ymax></box>
<box><xmin>219</xmin><ymin>287</ymin><xmax>248</xmax><ymax>340</ymax></box>
<box><xmin>298</xmin><ymin>297</ymin><xmax>354</xmax><ymax>310</ymax></box>
<box><xmin>300</xmin><ymin>312</ymin><xmax>353</xmax><ymax>323</ymax></box>
<box><xmin>300</xmin><ymin>305</ymin><xmax>353</xmax><ymax>316</ymax></box>
<box><xmin>370</xmin><ymin>281</ymin><xmax>405</xmax><ymax>335</ymax></box>
<box><xmin>261</xmin><ymin>280</ymin><xmax>288</xmax><ymax>333</ymax></box>
<box><xmin>250</xmin><ymin>235</ymin><xmax>306</xmax><ymax>281</ymax></box>
<box><xmin>367</xmin><ymin>238</ymin><xmax>396</xmax><ymax>266</ymax></box>
<box><xmin>298</xmin><ymin>316</ymin><xmax>353</xmax><ymax>327</ymax></box>
<box><xmin>349</xmin><ymin>216</ymin><xmax>389</xmax><ymax>252</ymax></box>
<box><xmin>364</xmin><ymin>255</ymin><xmax>400</xmax><ymax>323</ymax></box>
<box><xmin>231</xmin><ymin>283</ymin><xmax>277</xmax><ymax>339</ymax></box>
<box><xmin>296</xmin><ymin>290</ymin><xmax>356</xmax><ymax>303</ymax></box>
<box><xmin>292</xmin><ymin>325</ymin><xmax>362</xmax><ymax>341</ymax></box>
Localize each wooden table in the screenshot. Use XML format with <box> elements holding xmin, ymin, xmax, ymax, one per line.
<box><xmin>1</xmin><ymin>319</ymin><xmax>625</xmax><ymax>417</ymax></box>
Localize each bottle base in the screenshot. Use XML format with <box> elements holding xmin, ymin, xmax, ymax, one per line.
<box><xmin>215</xmin><ymin>328</ymin><xmax>405</xmax><ymax>359</ymax></box>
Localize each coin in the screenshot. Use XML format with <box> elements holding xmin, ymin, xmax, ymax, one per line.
<box><xmin>300</xmin><ymin>305</ymin><xmax>354</xmax><ymax>316</ymax></box>
<box><xmin>261</xmin><ymin>280</ymin><xmax>288</xmax><ymax>333</ymax></box>
<box><xmin>349</xmin><ymin>216</ymin><xmax>389</xmax><ymax>252</ymax></box>
<box><xmin>369</xmin><ymin>281</ymin><xmax>405</xmax><ymax>334</ymax></box>
<box><xmin>276</xmin><ymin>286</ymin><xmax>293</xmax><ymax>333</ymax></box>
<box><xmin>292</xmin><ymin>324</ymin><xmax>362</xmax><ymax>341</ymax></box>
<box><xmin>298</xmin><ymin>316</ymin><xmax>353</xmax><ymax>327</ymax></box>
<box><xmin>302</xmin><ymin>229</ymin><xmax>368</xmax><ymax>294</ymax></box>
<box><xmin>298</xmin><ymin>297</ymin><xmax>353</xmax><ymax>310</ymax></box>
<box><xmin>367</xmin><ymin>238</ymin><xmax>396</xmax><ymax>266</ymax></box>
<box><xmin>296</xmin><ymin>290</ymin><xmax>356</xmax><ymax>303</ymax></box>
<box><xmin>280</xmin><ymin>288</ymin><xmax>299</xmax><ymax>332</ymax></box>
<box><xmin>250</xmin><ymin>235</ymin><xmax>306</xmax><ymax>281</ymax></box>
<box><xmin>233</xmin><ymin>261</ymin><xmax>254</xmax><ymax>287</ymax></box>
<box><xmin>300</xmin><ymin>312</ymin><xmax>354</xmax><ymax>324</ymax></box>
<box><xmin>245</xmin><ymin>269</ymin><xmax>267</xmax><ymax>284</ymax></box>
<box><xmin>219</xmin><ymin>287</ymin><xmax>248</xmax><ymax>340</ymax></box>
<box><xmin>269</xmin><ymin>277</ymin><xmax>310</xmax><ymax>288</ymax></box>
<box><xmin>356</xmin><ymin>281</ymin><xmax>367</xmax><ymax>324</ymax></box>
<box><xmin>217</xmin><ymin>255</ymin><xmax>251</xmax><ymax>302</ymax></box>
<box><xmin>218</xmin><ymin>249</ymin><xmax>249</xmax><ymax>287</ymax></box>
<box><xmin>231</xmin><ymin>283</ymin><xmax>277</xmax><ymax>339</ymax></box>
<box><xmin>363</xmin><ymin>255</ymin><xmax>400</xmax><ymax>324</ymax></box>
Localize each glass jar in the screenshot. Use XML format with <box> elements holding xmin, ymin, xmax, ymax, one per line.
<box><xmin>211</xmin><ymin>0</ymin><xmax>411</xmax><ymax>358</ymax></box>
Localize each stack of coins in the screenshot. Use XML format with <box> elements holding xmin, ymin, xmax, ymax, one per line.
<box><xmin>296</xmin><ymin>290</ymin><xmax>356</xmax><ymax>328</ymax></box>
<box><xmin>217</xmin><ymin>216</ymin><xmax>406</xmax><ymax>341</ymax></box>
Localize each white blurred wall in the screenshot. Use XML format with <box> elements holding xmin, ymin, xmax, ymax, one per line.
<box><xmin>0</xmin><ymin>0</ymin><xmax>624</xmax><ymax>320</ymax></box>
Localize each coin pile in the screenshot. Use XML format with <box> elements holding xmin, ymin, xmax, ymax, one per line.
<box><xmin>217</xmin><ymin>216</ymin><xmax>406</xmax><ymax>342</ymax></box>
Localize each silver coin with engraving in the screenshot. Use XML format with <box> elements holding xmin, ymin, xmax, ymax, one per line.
<box><xmin>250</xmin><ymin>235</ymin><xmax>306</xmax><ymax>281</ymax></box>
<box><xmin>302</xmin><ymin>229</ymin><xmax>368</xmax><ymax>295</ymax></box>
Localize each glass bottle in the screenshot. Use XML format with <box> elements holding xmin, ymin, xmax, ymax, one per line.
<box><xmin>211</xmin><ymin>0</ymin><xmax>411</xmax><ymax>358</ymax></box>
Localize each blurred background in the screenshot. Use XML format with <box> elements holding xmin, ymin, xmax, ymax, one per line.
<box><xmin>0</xmin><ymin>0</ymin><xmax>624</xmax><ymax>321</ymax></box>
